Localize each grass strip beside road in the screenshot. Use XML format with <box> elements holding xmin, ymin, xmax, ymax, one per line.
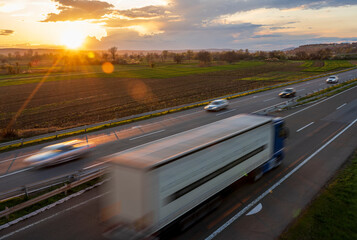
<box><xmin>296</xmin><ymin>78</ymin><xmax>357</xmax><ymax>104</ymax></box>
<box><xmin>280</xmin><ymin>150</ymin><xmax>357</xmax><ymax>240</ymax></box>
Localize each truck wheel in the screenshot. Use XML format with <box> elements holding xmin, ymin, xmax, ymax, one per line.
<box><xmin>274</xmin><ymin>156</ymin><xmax>282</xmax><ymax>168</ymax></box>
<box><xmin>249</xmin><ymin>168</ymin><xmax>263</xmax><ymax>182</ymax></box>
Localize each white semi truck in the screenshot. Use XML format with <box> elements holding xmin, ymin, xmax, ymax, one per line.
<box><xmin>102</xmin><ymin>114</ymin><xmax>288</xmax><ymax>239</ymax></box>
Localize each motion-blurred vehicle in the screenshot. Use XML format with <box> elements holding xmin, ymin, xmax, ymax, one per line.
<box><xmin>25</xmin><ymin>140</ymin><xmax>92</xmax><ymax>167</ymax></box>
<box><xmin>326</xmin><ymin>75</ymin><xmax>339</xmax><ymax>83</ymax></box>
<box><xmin>102</xmin><ymin>114</ymin><xmax>288</xmax><ymax>238</ymax></box>
<box><xmin>204</xmin><ymin>99</ymin><xmax>229</xmax><ymax>111</ymax></box>
<box><xmin>279</xmin><ymin>88</ymin><xmax>296</xmax><ymax>98</ymax></box>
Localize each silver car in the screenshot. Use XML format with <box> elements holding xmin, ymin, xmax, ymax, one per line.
<box><xmin>204</xmin><ymin>99</ymin><xmax>229</xmax><ymax>111</ymax></box>
<box><xmin>326</xmin><ymin>75</ymin><xmax>338</xmax><ymax>84</ymax></box>
<box><xmin>25</xmin><ymin>140</ymin><xmax>93</xmax><ymax>167</ymax></box>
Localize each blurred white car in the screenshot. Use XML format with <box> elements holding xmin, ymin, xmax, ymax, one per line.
<box><xmin>25</xmin><ymin>140</ymin><xmax>93</xmax><ymax>167</ymax></box>
<box><xmin>204</xmin><ymin>99</ymin><xmax>229</xmax><ymax>111</ymax></box>
<box><xmin>279</xmin><ymin>88</ymin><xmax>296</xmax><ymax>98</ymax></box>
<box><xmin>326</xmin><ymin>75</ymin><xmax>338</xmax><ymax>84</ymax></box>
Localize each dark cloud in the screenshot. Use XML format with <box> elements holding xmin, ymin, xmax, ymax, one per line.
<box><xmin>270</xmin><ymin>26</ymin><xmax>295</xmax><ymax>30</ymax></box>
<box><xmin>92</xmin><ymin>22</ymin><xmax>262</xmax><ymax>50</ymax></box>
<box><xmin>0</xmin><ymin>29</ymin><xmax>14</xmax><ymax>36</ymax></box>
<box><xmin>42</xmin><ymin>0</ymin><xmax>113</xmax><ymax>22</ymax></box>
<box><xmin>114</xmin><ymin>5</ymin><xmax>168</xmax><ymax>19</ymax></box>
<box><xmin>252</xmin><ymin>34</ymin><xmax>282</xmax><ymax>38</ymax></box>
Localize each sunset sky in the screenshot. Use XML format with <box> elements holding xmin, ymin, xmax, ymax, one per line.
<box><xmin>0</xmin><ymin>0</ymin><xmax>356</xmax><ymax>50</ymax></box>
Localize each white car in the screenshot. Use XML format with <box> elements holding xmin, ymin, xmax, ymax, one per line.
<box><xmin>326</xmin><ymin>75</ymin><xmax>338</xmax><ymax>84</ymax></box>
<box><xmin>25</xmin><ymin>140</ymin><xmax>93</xmax><ymax>167</ymax></box>
<box><xmin>204</xmin><ymin>99</ymin><xmax>229</xmax><ymax>111</ymax></box>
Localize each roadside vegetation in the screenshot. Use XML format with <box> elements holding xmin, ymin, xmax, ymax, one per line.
<box><xmin>296</xmin><ymin>78</ymin><xmax>357</xmax><ymax>104</ymax></box>
<box><xmin>280</xmin><ymin>150</ymin><xmax>357</xmax><ymax>240</ymax></box>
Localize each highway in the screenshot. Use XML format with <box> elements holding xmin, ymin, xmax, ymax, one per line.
<box><xmin>0</xmin><ymin>69</ymin><xmax>356</xmax><ymax>239</ymax></box>
<box><xmin>0</xmin><ymin>69</ymin><xmax>356</xmax><ymax>193</ymax></box>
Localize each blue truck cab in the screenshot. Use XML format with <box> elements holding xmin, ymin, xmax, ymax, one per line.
<box><xmin>262</xmin><ymin>117</ymin><xmax>288</xmax><ymax>174</ymax></box>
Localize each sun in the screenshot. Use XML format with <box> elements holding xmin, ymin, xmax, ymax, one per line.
<box><xmin>60</xmin><ymin>29</ymin><xmax>86</xmax><ymax>49</ymax></box>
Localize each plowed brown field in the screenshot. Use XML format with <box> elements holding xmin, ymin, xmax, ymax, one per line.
<box><xmin>0</xmin><ymin>62</ymin><xmax>301</xmax><ymax>137</ymax></box>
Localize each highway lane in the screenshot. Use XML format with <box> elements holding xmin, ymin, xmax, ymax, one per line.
<box><xmin>180</xmin><ymin>85</ymin><xmax>357</xmax><ymax>240</ymax></box>
<box><xmin>0</xmin><ymin>73</ymin><xmax>356</xmax><ymax>240</ymax></box>
<box><xmin>0</xmin><ymin>68</ymin><xmax>356</xmax><ymax>193</ymax></box>
<box><xmin>206</xmin><ymin>103</ymin><xmax>357</xmax><ymax>239</ymax></box>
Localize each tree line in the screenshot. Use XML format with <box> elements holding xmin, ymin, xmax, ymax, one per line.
<box><xmin>1</xmin><ymin>44</ymin><xmax>356</xmax><ymax>74</ymax></box>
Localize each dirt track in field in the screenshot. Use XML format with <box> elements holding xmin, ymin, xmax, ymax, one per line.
<box><xmin>0</xmin><ymin>62</ymin><xmax>301</xmax><ymax>137</ymax></box>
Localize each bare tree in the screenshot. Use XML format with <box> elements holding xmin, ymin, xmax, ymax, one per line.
<box><xmin>173</xmin><ymin>53</ymin><xmax>184</xmax><ymax>64</ymax></box>
<box><xmin>196</xmin><ymin>51</ymin><xmax>212</xmax><ymax>64</ymax></box>
<box><xmin>295</xmin><ymin>51</ymin><xmax>309</xmax><ymax>60</ymax></box>
<box><xmin>221</xmin><ymin>51</ymin><xmax>237</xmax><ymax>64</ymax></box>
<box><xmin>102</xmin><ymin>52</ymin><xmax>109</xmax><ymax>61</ymax></box>
<box><xmin>161</xmin><ymin>50</ymin><xmax>168</xmax><ymax>62</ymax></box>
<box><xmin>186</xmin><ymin>50</ymin><xmax>194</xmax><ymax>61</ymax></box>
<box><xmin>108</xmin><ymin>47</ymin><xmax>118</xmax><ymax>62</ymax></box>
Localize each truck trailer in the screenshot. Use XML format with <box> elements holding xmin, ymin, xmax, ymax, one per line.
<box><xmin>102</xmin><ymin>114</ymin><xmax>288</xmax><ymax>239</ymax></box>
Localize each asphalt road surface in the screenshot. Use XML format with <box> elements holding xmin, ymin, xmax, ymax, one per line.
<box><xmin>1</xmin><ymin>69</ymin><xmax>356</xmax><ymax>193</ymax></box>
<box><xmin>0</xmin><ymin>69</ymin><xmax>356</xmax><ymax>240</ymax></box>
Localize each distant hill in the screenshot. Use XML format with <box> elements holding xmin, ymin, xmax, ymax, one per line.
<box><xmin>288</xmin><ymin>42</ymin><xmax>357</xmax><ymax>55</ymax></box>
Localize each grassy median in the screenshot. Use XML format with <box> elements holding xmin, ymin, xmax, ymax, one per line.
<box><xmin>280</xmin><ymin>150</ymin><xmax>357</xmax><ymax>240</ymax></box>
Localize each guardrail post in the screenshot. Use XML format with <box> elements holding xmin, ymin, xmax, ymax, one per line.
<box><xmin>64</xmin><ymin>184</ymin><xmax>68</xmax><ymax>195</ymax></box>
<box><xmin>24</xmin><ymin>186</ymin><xmax>29</xmax><ymax>198</ymax></box>
<box><xmin>21</xmin><ymin>138</ymin><xmax>24</xmax><ymax>147</ymax></box>
<box><xmin>5</xmin><ymin>206</ymin><xmax>9</xmax><ymax>220</ymax></box>
<box><xmin>68</xmin><ymin>174</ymin><xmax>75</xmax><ymax>183</ymax></box>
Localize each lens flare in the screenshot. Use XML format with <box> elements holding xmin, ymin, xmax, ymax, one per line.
<box><xmin>102</xmin><ymin>62</ymin><xmax>114</xmax><ymax>74</ymax></box>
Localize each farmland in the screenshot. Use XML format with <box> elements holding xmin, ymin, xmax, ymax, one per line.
<box><xmin>0</xmin><ymin>60</ymin><xmax>355</xmax><ymax>139</ymax></box>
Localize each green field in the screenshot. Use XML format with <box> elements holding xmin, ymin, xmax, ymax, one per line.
<box><xmin>0</xmin><ymin>61</ymin><xmax>267</xmax><ymax>86</ymax></box>
<box><xmin>0</xmin><ymin>60</ymin><xmax>355</xmax><ymax>87</ymax></box>
<box><xmin>303</xmin><ymin>60</ymin><xmax>355</xmax><ymax>72</ymax></box>
<box><xmin>280</xmin><ymin>150</ymin><xmax>357</xmax><ymax>240</ymax></box>
<box><xmin>240</xmin><ymin>60</ymin><xmax>355</xmax><ymax>82</ymax></box>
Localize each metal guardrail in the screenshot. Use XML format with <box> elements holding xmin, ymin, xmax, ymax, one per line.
<box><xmin>0</xmin><ymin>167</ymin><xmax>107</xmax><ymax>220</ymax></box>
<box><xmin>1</xmin><ymin>67</ymin><xmax>356</xmax><ymax>150</ymax></box>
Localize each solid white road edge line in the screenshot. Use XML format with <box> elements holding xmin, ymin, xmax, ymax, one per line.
<box><xmin>263</xmin><ymin>98</ymin><xmax>275</xmax><ymax>102</ymax></box>
<box><xmin>0</xmin><ymin>167</ymin><xmax>33</xmax><ymax>180</ymax></box>
<box><xmin>0</xmin><ymin>153</ymin><xmax>34</xmax><ymax>164</ymax></box>
<box><xmin>83</xmin><ymin>160</ymin><xmax>111</xmax><ymax>170</ymax></box>
<box><xmin>205</xmin><ymin>118</ymin><xmax>357</xmax><ymax>240</ymax></box>
<box><xmin>216</xmin><ymin>109</ymin><xmax>237</xmax><ymax>116</ymax></box>
<box><xmin>129</xmin><ymin>129</ymin><xmax>166</xmax><ymax>141</ymax></box>
<box><xmin>0</xmin><ymin>183</ymin><xmax>109</xmax><ymax>239</ymax></box>
<box><xmin>296</xmin><ymin>122</ymin><xmax>314</xmax><ymax>132</ymax></box>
